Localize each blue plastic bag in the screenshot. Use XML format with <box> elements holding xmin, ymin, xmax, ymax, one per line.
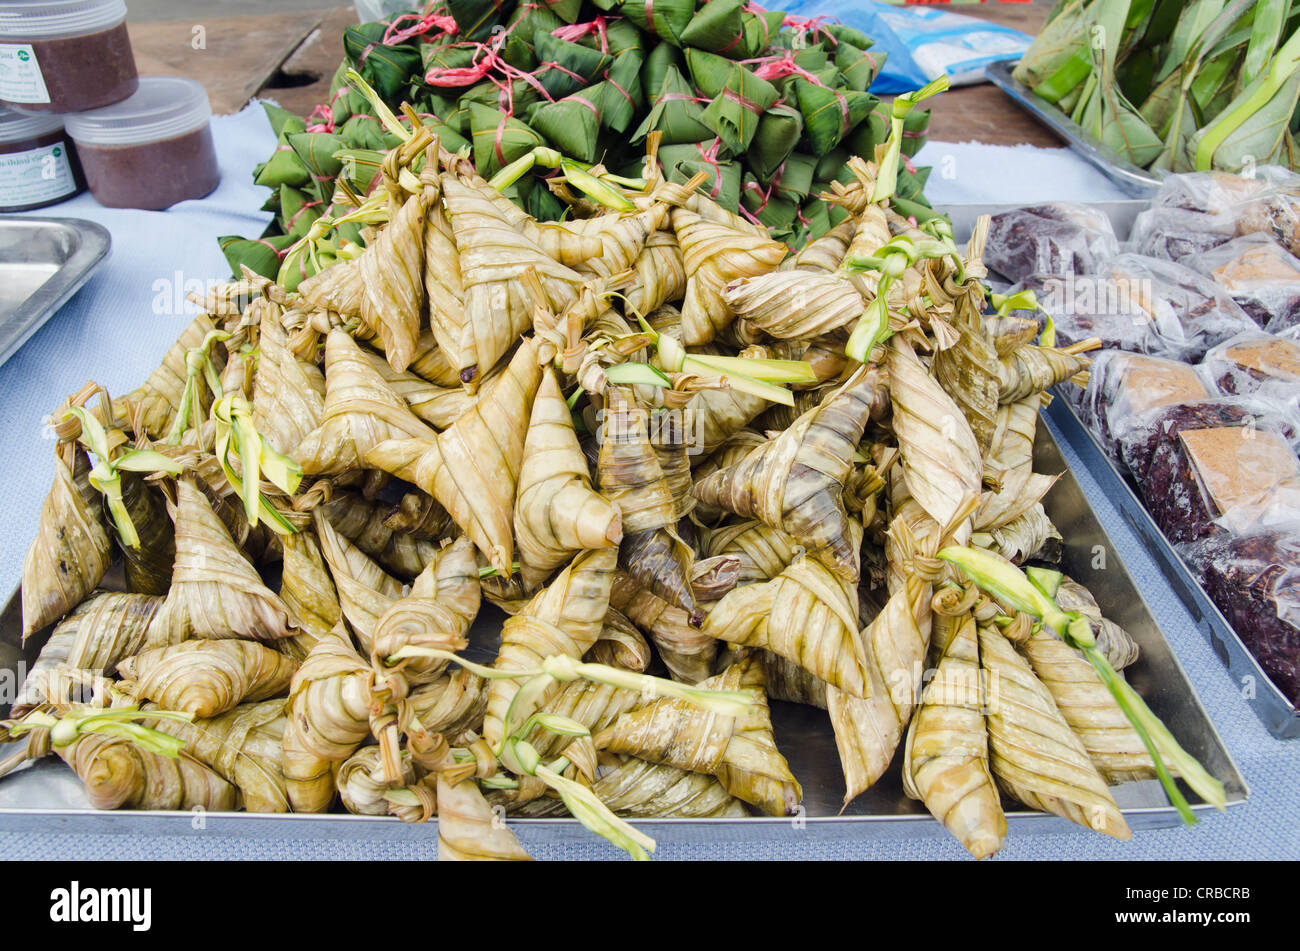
<box><xmin>779</xmin><ymin>0</ymin><xmax>1032</xmax><ymax>94</ymax></box>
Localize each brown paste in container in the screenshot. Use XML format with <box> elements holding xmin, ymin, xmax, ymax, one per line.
<box><xmin>0</xmin><ymin>126</ymin><xmax>84</xmax><ymax>211</ymax></box>
<box><xmin>77</xmin><ymin>124</ymin><xmax>220</xmax><ymax>210</ymax></box>
<box><xmin>1</xmin><ymin>22</ymin><xmax>137</xmax><ymax>112</ymax></box>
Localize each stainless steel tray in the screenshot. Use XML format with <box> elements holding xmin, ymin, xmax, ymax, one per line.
<box><xmin>985</xmin><ymin>60</ymin><xmax>1164</xmax><ymax>199</ymax></box>
<box><xmin>0</xmin><ymin>216</ymin><xmax>111</xmax><ymax>370</ymax></box>
<box><xmin>0</xmin><ymin>423</ymin><xmax>1248</xmax><ymax>841</ymax></box>
<box><xmin>1047</xmin><ymin>395</ymin><xmax>1300</xmax><ymax>739</ymax></box>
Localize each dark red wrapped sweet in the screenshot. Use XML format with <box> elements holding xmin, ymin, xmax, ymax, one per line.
<box><xmin>1075</xmin><ymin>350</ymin><xmax>1211</xmax><ymax>463</ymax></box>
<box><xmin>1183</xmin><ymin>530</ymin><xmax>1300</xmax><ymax>705</ymax></box>
<box><xmin>1116</xmin><ymin>398</ymin><xmax>1300</xmax><ymax>545</ymax></box>
<box><xmin>985</xmin><ymin>202</ymin><xmax>1118</xmax><ymax>284</ymax></box>
<box><xmin>1201</xmin><ymin>331</ymin><xmax>1300</xmax><ymax>396</ymax></box>
<box><xmin>1184</xmin><ymin>234</ymin><xmax>1300</xmax><ymax>331</ymax></box>
<box><xmin>1018</xmin><ymin>253</ymin><xmax>1255</xmax><ymax>364</ymax></box>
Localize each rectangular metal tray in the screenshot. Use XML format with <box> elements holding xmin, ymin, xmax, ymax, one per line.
<box><xmin>0</xmin><ymin>422</ymin><xmax>1248</xmax><ymax>840</ymax></box>
<box><xmin>0</xmin><ymin>216</ymin><xmax>111</xmax><ymax>371</ymax></box>
<box><xmin>985</xmin><ymin>60</ymin><xmax>1165</xmax><ymax>199</ymax></box>
<box><xmin>1047</xmin><ymin>396</ymin><xmax>1300</xmax><ymax>739</ymax></box>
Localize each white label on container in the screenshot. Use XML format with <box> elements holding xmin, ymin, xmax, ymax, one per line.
<box><xmin>0</xmin><ymin>141</ymin><xmax>76</xmax><ymax>207</ymax></box>
<box><xmin>0</xmin><ymin>43</ymin><xmax>50</xmax><ymax>104</ymax></box>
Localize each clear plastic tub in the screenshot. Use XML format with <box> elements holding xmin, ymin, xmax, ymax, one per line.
<box><xmin>0</xmin><ymin>106</ymin><xmax>83</xmax><ymax>211</ymax></box>
<box><xmin>0</xmin><ymin>0</ymin><xmax>137</xmax><ymax>113</ymax></box>
<box><xmin>63</xmin><ymin>77</ymin><xmax>219</xmax><ymax>210</ymax></box>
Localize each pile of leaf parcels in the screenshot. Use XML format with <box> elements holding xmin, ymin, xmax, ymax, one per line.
<box><xmin>7</xmin><ymin>87</ymin><xmax>1227</xmax><ymax>859</ymax></box>
<box><xmin>221</xmin><ymin>0</ymin><xmax>937</xmax><ymax>283</ymax></box>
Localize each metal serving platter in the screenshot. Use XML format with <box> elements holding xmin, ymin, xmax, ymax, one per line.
<box><xmin>0</xmin><ymin>216</ymin><xmax>110</xmax><ymax>370</ymax></box>
<box><xmin>0</xmin><ymin>422</ymin><xmax>1247</xmax><ymax>842</ymax></box>
<box><xmin>985</xmin><ymin>60</ymin><xmax>1165</xmax><ymax>199</ymax></box>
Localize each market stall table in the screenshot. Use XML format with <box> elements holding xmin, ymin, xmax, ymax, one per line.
<box><xmin>0</xmin><ymin>0</ymin><xmax>1293</xmax><ymax>861</ymax></box>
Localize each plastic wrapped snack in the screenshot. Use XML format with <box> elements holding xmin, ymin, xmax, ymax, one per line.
<box><xmin>1183</xmin><ymin>234</ymin><xmax>1300</xmax><ymax>330</ymax></box>
<box><xmin>1023</xmin><ymin>253</ymin><xmax>1255</xmax><ymax>363</ymax></box>
<box><xmin>1131</xmin><ymin>169</ymin><xmax>1300</xmax><ymax>262</ymax></box>
<box><xmin>1201</xmin><ymin>332</ymin><xmax>1300</xmax><ymax>396</ymax></box>
<box><xmin>985</xmin><ymin>203</ymin><xmax>1119</xmax><ymax>283</ymax></box>
<box><xmin>1076</xmin><ymin>350</ymin><xmax>1211</xmax><ymax>462</ymax></box>
<box><xmin>1182</xmin><ymin>529</ymin><xmax>1300</xmax><ymax>705</ymax></box>
<box><xmin>1113</xmin><ymin>397</ymin><xmax>1300</xmax><ymax>544</ymax></box>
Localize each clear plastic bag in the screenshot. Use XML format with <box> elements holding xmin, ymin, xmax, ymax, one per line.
<box><xmin>1075</xmin><ymin>349</ymin><xmax>1212</xmax><ymax>463</ymax></box>
<box><xmin>985</xmin><ymin>202</ymin><xmax>1120</xmax><ymax>284</ymax></box>
<box><xmin>1181</xmin><ymin>234</ymin><xmax>1300</xmax><ymax>331</ymax></box>
<box><xmin>1020</xmin><ymin>253</ymin><xmax>1256</xmax><ymax>363</ymax></box>
<box><xmin>1130</xmin><ymin>168</ymin><xmax>1300</xmax><ymax>262</ymax></box>
<box><xmin>1181</xmin><ymin>528</ymin><xmax>1300</xmax><ymax>705</ymax></box>
<box><xmin>1111</xmin><ymin>396</ymin><xmax>1300</xmax><ymax>545</ymax></box>
<box><xmin>1200</xmin><ymin>331</ymin><xmax>1300</xmax><ymax>396</ymax></box>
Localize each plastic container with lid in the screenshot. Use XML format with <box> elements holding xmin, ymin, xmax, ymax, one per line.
<box><xmin>0</xmin><ymin>0</ymin><xmax>137</xmax><ymax>112</ymax></box>
<box><xmin>64</xmin><ymin>77</ymin><xmax>220</xmax><ymax>211</ymax></box>
<box><xmin>0</xmin><ymin>106</ymin><xmax>83</xmax><ymax>211</ymax></box>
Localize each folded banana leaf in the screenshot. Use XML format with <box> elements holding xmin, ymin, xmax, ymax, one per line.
<box><xmin>633</xmin><ymin>67</ymin><xmax>712</xmax><ymax>145</ymax></box>
<box><xmin>747</xmin><ymin>103</ymin><xmax>804</xmax><ymax>182</ymax></box>
<box><xmin>680</xmin><ymin>0</ymin><xmax>784</xmax><ymax>60</ymax></box>
<box><xmin>792</xmin><ymin>79</ymin><xmax>876</xmax><ymax>158</ymax></box>
<box><xmin>533</xmin><ymin>30</ymin><xmax>614</xmax><ymax>99</ymax></box>
<box><xmin>468</xmin><ymin>101</ymin><xmax>547</xmax><ymax>177</ymax></box>
<box><xmin>698</xmin><ymin>61</ymin><xmax>780</xmax><ymax>154</ymax></box>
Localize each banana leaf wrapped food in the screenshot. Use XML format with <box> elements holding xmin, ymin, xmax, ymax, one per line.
<box><xmin>293</xmin><ymin>329</ymin><xmax>437</xmax><ymax>476</ymax></box>
<box><xmin>437</xmin><ymin>771</ymin><xmax>533</xmax><ymax>861</ymax></box>
<box><xmin>701</xmin><ymin>541</ymin><xmax>865</xmax><ymax>697</ymax></box>
<box><xmin>515</xmin><ymin>368</ymin><xmax>623</xmax><ymax>589</ymax></box>
<box><xmin>902</xmin><ymin>613</ymin><xmax>1005</xmax><ymax>860</ymax></box>
<box><xmin>1017</xmin><ymin>627</ymin><xmax>1158</xmax><ymax>785</ymax></box>
<box><xmin>594</xmin><ymin>655</ymin><xmax>800</xmax><ymax>817</ymax></box>
<box><xmin>672</xmin><ymin>206</ymin><xmax>788</xmax><ymax>345</ymax></box>
<box><xmin>281</xmin><ymin>624</ymin><xmax>374</xmax><ymax>812</ymax></box>
<box><xmin>597</xmin><ymin>386</ymin><xmax>698</xmax><ymax>619</ymax></box>
<box><xmin>483</xmin><ymin>547</ymin><xmax>617</xmax><ymax>748</ymax></box>
<box><xmin>21</xmin><ymin>450</ymin><xmax>112</xmax><ymax>641</ymax></box>
<box><xmin>367</xmin><ymin>338</ymin><xmax>543</xmax><ymax>574</ymax></box>
<box><xmin>979</xmin><ymin>622</ymin><xmax>1130</xmax><ymax>840</ymax></box>
<box><xmin>168</xmin><ymin>479</ymin><xmax>295</xmax><ymax>643</ymax></box>
<box><xmin>314</xmin><ymin>511</ymin><xmax>405</xmax><ymax>654</ymax></box>
<box><xmin>693</xmin><ymin>365</ymin><xmax>883</xmax><ymax>580</ymax></box>
<box><xmin>519</xmin><ymin>754</ymin><xmax>749</xmax><ymax>818</ymax></box>
<box><xmin>337</xmin><ymin>745</ymin><xmax>432</xmax><ymax>822</ymax></box>
<box><xmin>15</xmin><ymin>591</ymin><xmax>174</xmax><ymax>713</ymax></box>
<box><xmin>318</xmin><ymin>490</ymin><xmax>441</xmax><ymax>580</ymax></box>
<box><xmin>58</xmin><ymin>730</ymin><xmax>237</xmax><ymax>812</ymax></box>
<box><xmin>117</xmin><ymin>640</ymin><xmax>298</xmax><ymax>718</ymax></box>
<box><xmin>608</xmin><ymin>569</ymin><xmax>716</xmax><ymax>683</ymax></box>
<box><xmin>147</xmin><ymin>699</ymin><xmax>289</xmax><ymax>813</ymax></box>
<box><xmin>372</xmin><ymin>535</ymin><xmax>481</xmax><ymax>685</ymax></box>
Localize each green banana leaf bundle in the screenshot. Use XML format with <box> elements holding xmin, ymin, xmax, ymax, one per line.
<box><xmin>223</xmin><ymin>0</ymin><xmax>936</xmax><ymax>277</ymax></box>
<box><xmin>1013</xmin><ymin>0</ymin><xmax>1300</xmax><ymax>175</ymax></box>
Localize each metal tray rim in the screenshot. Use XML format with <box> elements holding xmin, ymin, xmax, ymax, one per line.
<box><xmin>985</xmin><ymin>60</ymin><xmax>1165</xmax><ymax>199</ymax></box>
<box><xmin>0</xmin><ymin>215</ymin><xmax>112</xmax><ymax>370</ymax></box>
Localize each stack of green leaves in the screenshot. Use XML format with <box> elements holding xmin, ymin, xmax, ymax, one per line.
<box><xmin>1013</xmin><ymin>0</ymin><xmax>1300</xmax><ymax>175</ymax></box>
<box><xmin>222</xmin><ymin>0</ymin><xmax>938</xmax><ymax>279</ymax></box>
